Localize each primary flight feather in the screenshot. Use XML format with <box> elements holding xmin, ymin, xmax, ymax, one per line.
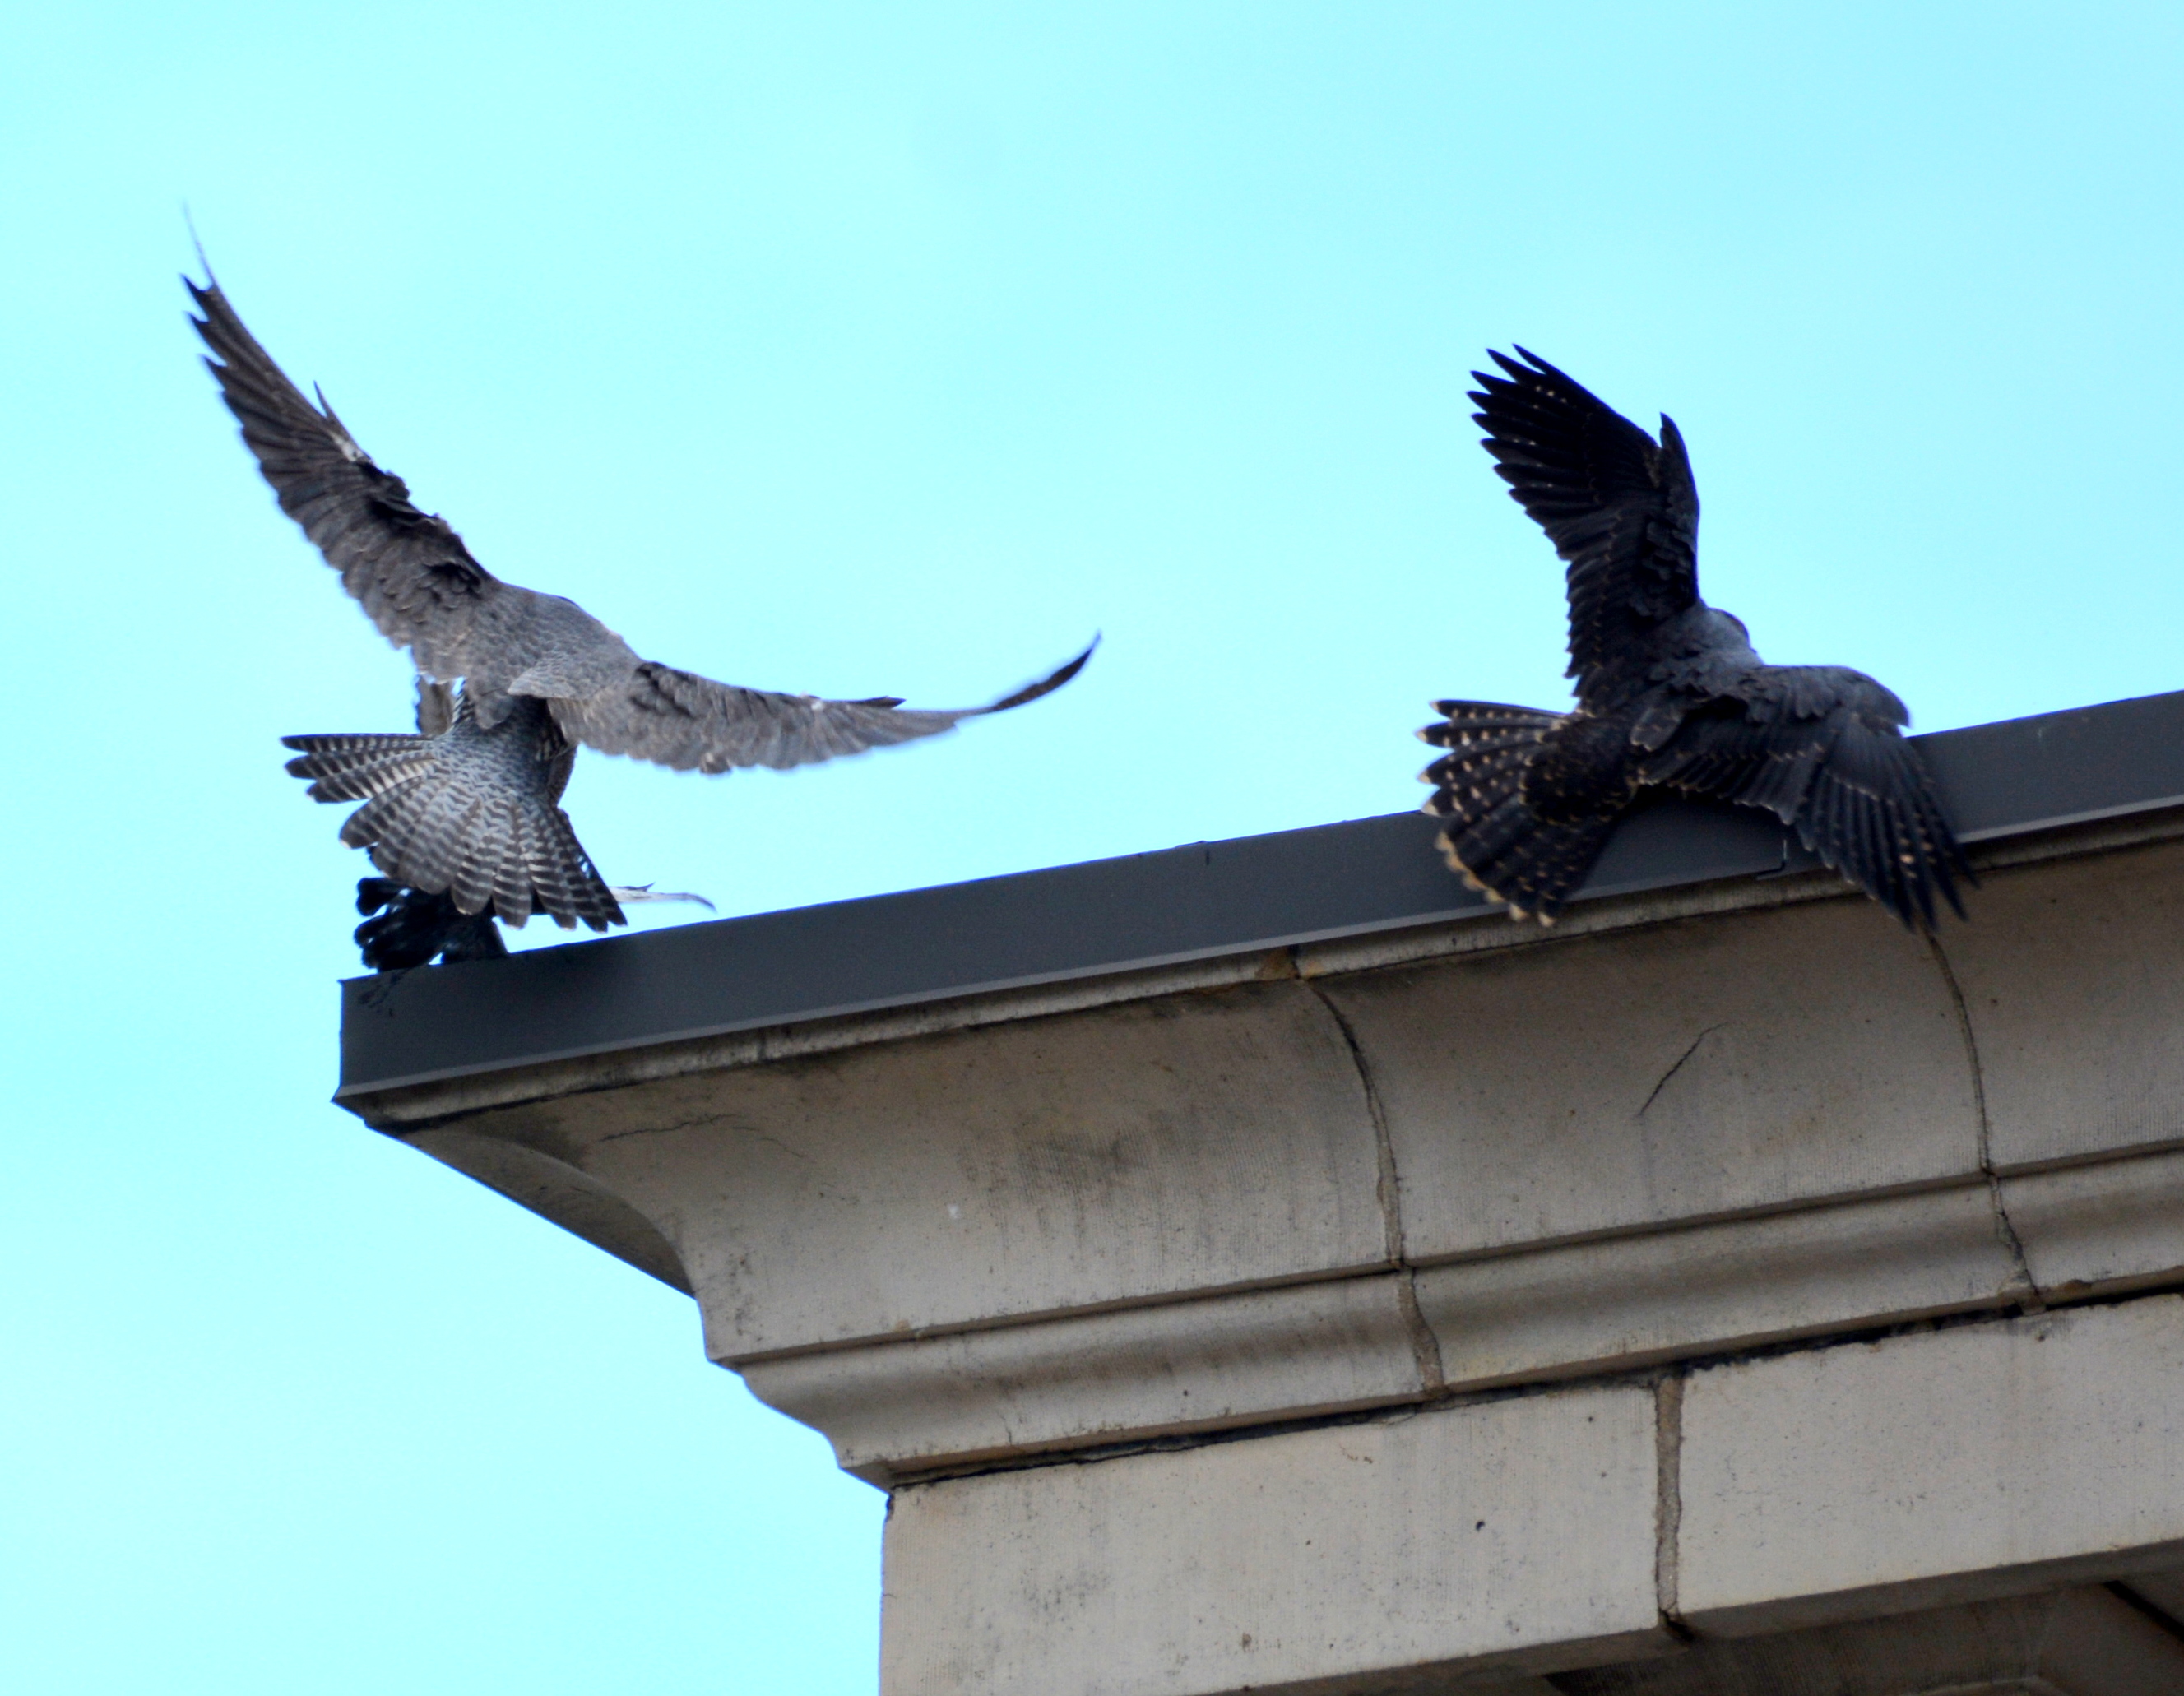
<box><xmin>1421</xmin><ymin>349</ymin><xmax>1968</xmax><ymax>930</ymax></box>
<box><xmin>189</xmin><ymin>267</ymin><xmax>1093</xmax><ymax>948</ymax></box>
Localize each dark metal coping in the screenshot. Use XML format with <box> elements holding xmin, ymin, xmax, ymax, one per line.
<box><xmin>339</xmin><ymin>689</ymin><xmax>2184</xmax><ymax>1101</ymax></box>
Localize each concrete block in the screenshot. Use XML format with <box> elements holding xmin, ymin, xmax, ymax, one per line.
<box><xmin>882</xmin><ymin>1386</ymin><xmax>1669</xmax><ymax>1696</ymax></box>
<box><xmin>740</xmin><ymin>1273</ymin><xmax>1428</xmax><ymax>1485</ymax></box>
<box><xmin>1941</xmin><ymin>836</ymin><xmax>2184</xmax><ymax>1169</ymax></box>
<box><xmin>1556</xmin><ymin>1586</ymin><xmax>2184</xmax><ymax>1694</ymax></box>
<box><xmin>1417</xmin><ymin>1181</ymin><xmax>2021</xmax><ymax>1392</ymax></box>
<box><xmin>1678</xmin><ymin>1296</ymin><xmax>2184</xmax><ymax>1636</ymax></box>
<box><xmin>454</xmin><ymin>981</ymin><xmax>1389</xmax><ymax>1355</ymax></box>
<box><xmin>2004</xmin><ymin>1147</ymin><xmax>2184</xmax><ymax>1300</ymax></box>
<box><xmin>1321</xmin><ymin>898</ymin><xmax>1981</xmax><ymax>1259</ymax></box>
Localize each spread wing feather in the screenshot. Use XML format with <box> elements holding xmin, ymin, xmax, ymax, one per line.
<box><xmin>552</xmin><ymin>642</ymin><xmax>1096</xmax><ymax>776</ymax></box>
<box><xmin>1470</xmin><ymin>348</ymin><xmax>1700</xmax><ymax>700</ymax></box>
<box><xmin>188</xmin><ymin>274</ymin><xmax>505</xmax><ymax>683</ymax></box>
<box><xmin>1641</xmin><ymin>693</ymin><xmax>1971</xmax><ymax>930</ymax></box>
<box><xmin>192</xmin><ymin>268</ymin><xmax>1095</xmax><ymax>778</ymax></box>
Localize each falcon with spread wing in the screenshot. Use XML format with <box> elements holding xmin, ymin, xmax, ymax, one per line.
<box><xmin>189</xmin><ymin>268</ymin><xmax>1092</xmax><ymax>956</ymax></box>
<box><xmin>1421</xmin><ymin>349</ymin><xmax>1968</xmax><ymax>930</ymax></box>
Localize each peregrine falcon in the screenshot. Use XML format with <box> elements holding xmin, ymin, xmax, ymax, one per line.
<box><xmin>188</xmin><ymin>267</ymin><xmax>1093</xmax><ymax>956</ymax></box>
<box><xmin>1421</xmin><ymin>349</ymin><xmax>1968</xmax><ymax>930</ymax></box>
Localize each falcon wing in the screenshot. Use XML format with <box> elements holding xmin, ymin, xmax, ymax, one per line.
<box><xmin>193</xmin><ymin>265</ymin><xmax>1097</xmax><ymax>774</ymax></box>
<box><xmin>1640</xmin><ymin>679</ymin><xmax>1970</xmax><ymax>930</ymax></box>
<box><xmin>188</xmin><ymin>270</ymin><xmax>510</xmax><ymax>682</ymax></box>
<box><xmin>1471</xmin><ymin>349</ymin><xmax>1700</xmax><ymax>702</ymax></box>
<box><xmin>551</xmin><ymin>639</ymin><xmax>1097</xmax><ymax>775</ymax></box>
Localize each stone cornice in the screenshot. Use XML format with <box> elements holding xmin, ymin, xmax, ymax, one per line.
<box><xmin>339</xmin><ymin>688</ymin><xmax>2184</xmax><ymax>1112</ymax></box>
<box><xmin>366</xmin><ymin>819</ymin><xmax>2184</xmax><ymax>1488</ymax></box>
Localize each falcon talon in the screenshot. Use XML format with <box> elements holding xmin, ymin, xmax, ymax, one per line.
<box><xmin>610</xmin><ymin>886</ymin><xmax>718</xmax><ymax>912</ymax></box>
<box><xmin>1420</xmin><ymin>349</ymin><xmax>1972</xmax><ymax>934</ymax></box>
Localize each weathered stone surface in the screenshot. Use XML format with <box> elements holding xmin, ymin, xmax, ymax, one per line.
<box><xmin>740</xmin><ymin>1273</ymin><xmax>1426</xmax><ymax>1485</ymax></box>
<box><xmin>2005</xmin><ymin>1147</ymin><xmax>2184</xmax><ymax>1300</ymax></box>
<box><xmin>439</xmin><ymin>980</ymin><xmax>1389</xmax><ymax>1355</ymax></box>
<box><xmin>1679</xmin><ymin>1298</ymin><xmax>2184</xmax><ymax>1635</ymax></box>
<box><xmin>881</xmin><ymin>1386</ymin><xmax>1667</xmax><ymax>1696</ymax></box>
<box><xmin>1557</xmin><ymin>1586</ymin><xmax>2184</xmax><ymax>1694</ymax></box>
<box><xmin>1942</xmin><ymin>836</ymin><xmax>2184</xmax><ymax>1169</ymax></box>
<box><xmin>1417</xmin><ymin>1181</ymin><xmax>2021</xmax><ymax>1392</ymax></box>
<box><xmin>1320</xmin><ymin>897</ymin><xmax>1982</xmax><ymax>1262</ymax></box>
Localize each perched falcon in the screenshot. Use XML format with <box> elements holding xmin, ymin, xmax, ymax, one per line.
<box><xmin>188</xmin><ymin>267</ymin><xmax>1093</xmax><ymax>952</ymax></box>
<box><xmin>1421</xmin><ymin>349</ymin><xmax>1968</xmax><ymax>930</ymax></box>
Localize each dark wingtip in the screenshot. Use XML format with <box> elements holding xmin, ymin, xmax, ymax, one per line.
<box><xmin>180</xmin><ymin>211</ymin><xmax>226</xmax><ymax>331</ymax></box>
<box><xmin>182</xmin><ymin>205</ymin><xmax>216</xmax><ymax>289</ymax></box>
<box><xmin>984</xmin><ymin>633</ymin><xmax>1100</xmax><ymax>715</ymax></box>
<box><xmin>1503</xmin><ymin>345</ymin><xmax>1577</xmax><ymax>387</ymax></box>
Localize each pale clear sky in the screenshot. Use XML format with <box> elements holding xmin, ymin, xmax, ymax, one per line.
<box><xmin>6</xmin><ymin>4</ymin><xmax>2183</xmax><ymax>1690</ymax></box>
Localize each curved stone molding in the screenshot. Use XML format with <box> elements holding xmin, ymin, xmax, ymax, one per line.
<box><xmin>404</xmin><ymin>1128</ymin><xmax>692</xmax><ymax>1293</ymax></box>
<box><xmin>424</xmin><ymin>980</ymin><xmax>1389</xmax><ymax>1357</ymax></box>
<box><xmin>739</xmin><ymin>1274</ymin><xmax>1426</xmax><ymax>1485</ymax></box>
<box><xmin>2005</xmin><ymin>1145</ymin><xmax>2184</xmax><ymax>1300</ymax></box>
<box><xmin>1319</xmin><ymin>895</ymin><xmax>1984</xmax><ymax>1260</ymax></box>
<box><xmin>1417</xmin><ymin>1180</ymin><xmax>2022</xmax><ymax>1393</ymax></box>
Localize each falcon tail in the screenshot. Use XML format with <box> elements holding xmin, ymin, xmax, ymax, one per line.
<box><xmin>1418</xmin><ymin>702</ymin><xmax>1619</xmax><ymax>924</ymax></box>
<box><xmin>282</xmin><ymin>733</ymin><xmax>624</xmax><ymax>934</ymax></box>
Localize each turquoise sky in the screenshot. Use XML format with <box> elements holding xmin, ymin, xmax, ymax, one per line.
<box><xmin>7</xmin><ymin>5</ymin><xmax>2184</xmax><ymax>1691</ymax></box>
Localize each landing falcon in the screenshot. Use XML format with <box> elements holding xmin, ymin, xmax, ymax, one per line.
<box><xmin>189</xmin><ymin>268</ymin><xmax>1092</xmax><ymax>959</ymax></box>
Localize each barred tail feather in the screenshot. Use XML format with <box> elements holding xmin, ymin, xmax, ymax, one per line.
<box><xmin>366</xmin><ymin>772</ymin><xmax>457</xmax><ymax>882</ymax></box>
<box><xmin>488</xmin><ymin>804</ymin><xmax>536</xmax><ymax>925</ymax></box>
<box><xmin>285</xmin><ymin>717</ymin><xmax>625</xmax><ymax>938</ymax></box>
<box><xmin>405</xmin><ymin>790</ymin><xmax>484</xmax><ymax>905</ymax></box>
<box><xmin>1444</xmin><ymin>807</ymin><xmax>1619</xmax><ymax>924</ymax></box>
<box><xmin>517</xmin><ymin>802</ymin><xmax>624</xmax><ymax>932</ymax></box>
<box><xmin>447</xmin><ymin>803</ymin><xmax>503</xmax><ymax>920</ymax></box>
<box><xmin>1417</xmin><ymin>701</ymin><xmax>1616</xmax><ymax>924</ymax></box>
<box><xmin>1419</xmin><ymin>700</ymin><xmax>1565</xmax><ymax>748</ymax></box>
<box><xmin>337</xmin><ymin>778</ymin><xmax>431</xmax><ymax>856</ymax></box>
<box><xmin>282</xmin><ymin>732</ymin><xmax>438</xmax><ymax>802</ymax></box>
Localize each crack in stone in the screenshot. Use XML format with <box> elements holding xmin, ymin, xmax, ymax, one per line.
<box><xmin>1305</xmin><ymin>978</ymin><xmax>1447</xmax><ymax>1393</ymax></box>
<box><xmin>1637</xmin><ymin>1024</ymin><xmax>1723</xmax><ymax>1119</ymax></box>
<box><xmin>589</xmin><ymin>1110</ymin><xmax>760</xmax><ymax>1150</ymax></box>
<box><xmin>1927</xmin><ymin>933</ymin><xmax>2043</xmax><ymax>1310</ymax></box>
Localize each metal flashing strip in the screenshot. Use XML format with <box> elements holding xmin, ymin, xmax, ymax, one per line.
<box><xmin>338</xmin><ymin>689</ymin><xmax>2184</xmax><ymax>1099</ymax></box>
